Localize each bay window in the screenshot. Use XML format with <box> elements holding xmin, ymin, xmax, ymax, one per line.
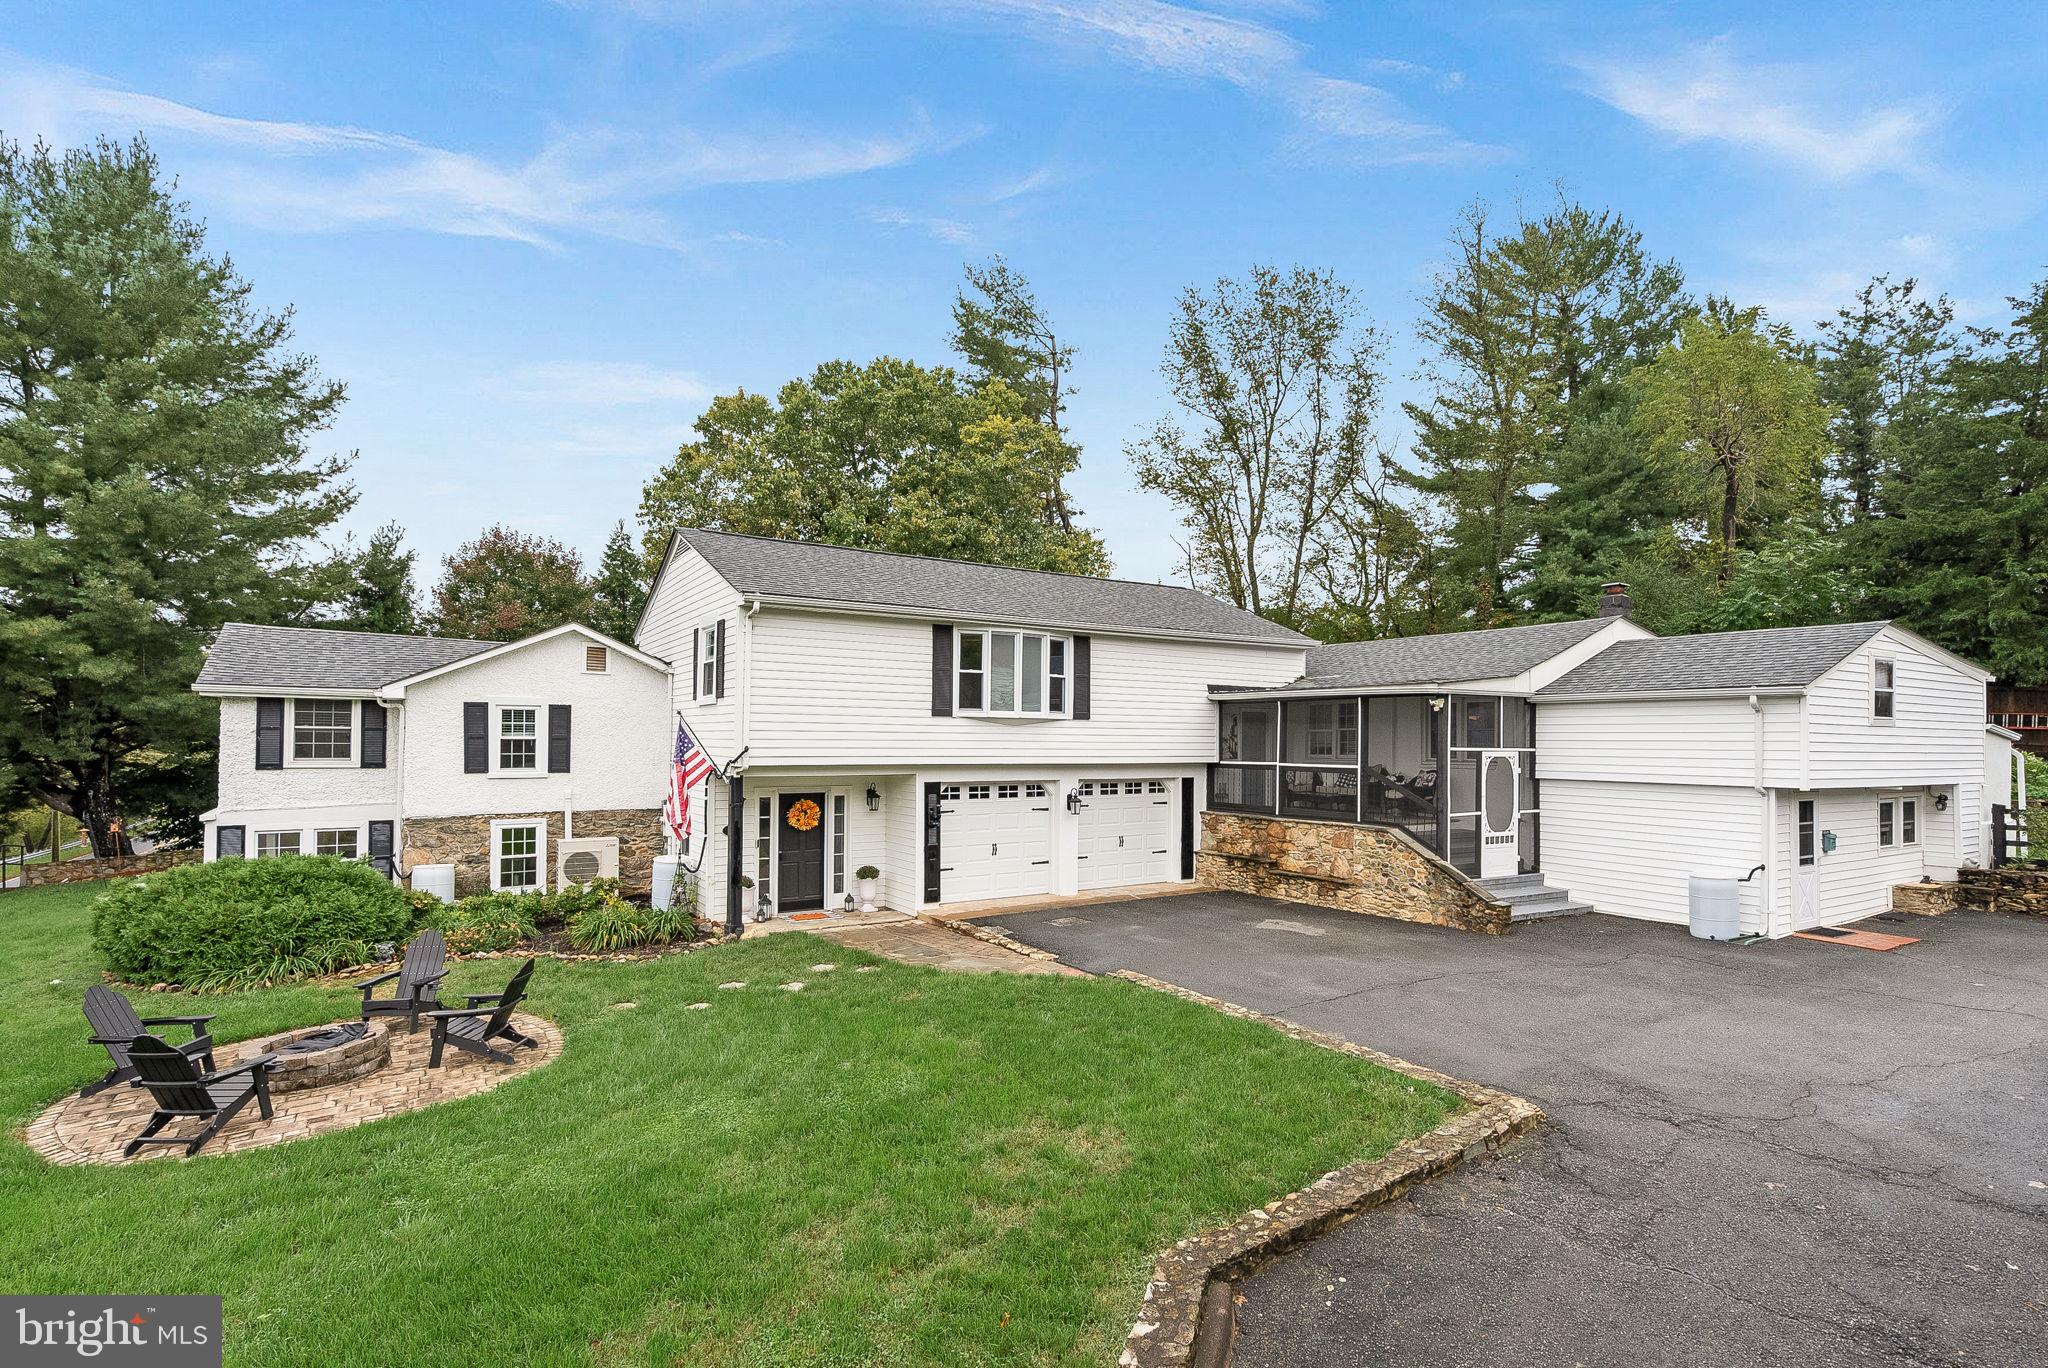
<box><xmin>956</xmin><ymin>629</ymin><xmax>1071</xmax><ymax>717</ymax></box>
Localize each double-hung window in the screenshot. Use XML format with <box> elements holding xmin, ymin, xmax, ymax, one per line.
<box><xmin>699</xmin><ymin>622</ymin><xmax>721</xmax><ymax>699</ymax></box>
<box><xmin>493</xmin><ymin>821</ymin><xmax>541</xmax><ymax>891</ymax></box>
<box><xmin>292</xmin><ymin>700</ymin><xmax>352</xmax><ymax>761</ymax></box>
<box><xmin>499</xmin><ymin>706</ymin><xmax>538</xmax><ymax>771</ymax></box>
<box><xmin>956</xmin><ymin>629</ymin><xmax>1071</xmax><ymax>717</ymax></box>
<box><xmin>1901</xmin><ymin>799</ymin><xmax>1918</xmax><ymax>845</ymax></box>
<box><xmin>1878</xmin><ymin>800</ymin><xmax>1895</xmax><ymax>847</ymax></box>
<box><xmin>1872</xmin><ymin>659</ymin><xmax>1896</xmax><ymax>720</ymax></box>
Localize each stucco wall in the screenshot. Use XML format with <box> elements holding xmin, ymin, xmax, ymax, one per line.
<box><xmin>400</xmin><ymin>630</ymin><xmax>670</xmax><ymax>819</ymax></box>
<box><xmin>216</xmin><ymin>697</ymin><xmax>401</xmax><ymax>813</ymax></box>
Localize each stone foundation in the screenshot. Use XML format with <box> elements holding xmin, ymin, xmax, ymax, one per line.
<box><xmin>1889</xmin><ymin>881</ymin><xmax>1961</xmax><ymax>916</ymax></box>
<box><xmin>21</xmin><ymin>848</ymin><xmax>198</xmax><ymax>887</ymax></box>
<box><xmin>1956</xmin><ymin>866</ymin><xmax>2048</xmax><ymax>917</ymax></box>
<box><xmin>1196</xmin><ymin>812</ymin><xmax>1507</xmax><ymax>934</ymax></box>
<box><xmin>401</xmin><ymin>809</ymin><xmax>659</xmax><ymax>898</ymax></box>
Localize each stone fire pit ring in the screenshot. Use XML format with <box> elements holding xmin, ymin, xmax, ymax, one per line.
<box><xmin>257</xmin><ymin>1020</ymin><xmax>392</xmax><ymax>1094</ymax></box>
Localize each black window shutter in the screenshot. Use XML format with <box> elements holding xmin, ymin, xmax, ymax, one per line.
<box><xmin>690</xmin><ymin>627</ymin><xmax>701</xmax><ymax>701</ymax></box>
<box><xmin>255</xmin><ymin>698</ymin><xmax>284</xmax><ymax>769</ymax></box>
<box><xmin>367</xmin><ymin>820</ymin><xmax>394</xmax><ymax>876</ymax></box>
<box><xmin>931</xmin><ymin>624</ymin><xmax>954</xmax><ymax>716</ymax></box>
<box><xmin>360</xmin><ymin>700</ymin><xmax>387</xmax><ymax>768</ymax></box>
<box><xmin>548</xmin><ymin>704</ymin><xmax>572</xmax><ymax>773</ymax></box>
<box><xmin>1179</xmin><ymin>777</ymin><xmax>1195</xmax><ymax>880</ymax></box>
<box><xmin>216</xmin><ymin>825</ymin><xmax>246</xmax><ymax>858</ymax></box>
<box><xmin>463</xmin><ymin>702</ymin><xmax>488</xmax><ymax>773</ymax></box>
<box><xmin>923</xmin><ymin>782</ymin><xmax>943</xmax><ymax>904</ymax></box>
<box><xmin>715</xmin><ymin>619</ymin><xmax>727</xmax><ymax>698</ymax></box>
<box><xmin>1072</xmin><ymin>635</ymin><xmax>1092</xmax><ymax>720</ymax></box>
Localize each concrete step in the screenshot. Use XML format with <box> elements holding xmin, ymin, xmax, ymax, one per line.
<box><xmin>1474</xmin><ymin>875</ymin><xmax>1594</xmax><ymax>923</ymax></box>
<box><xmin>1510</xmin><ymin>898</ymin><xmax>1594</xmax><ymax>922</ymax></box>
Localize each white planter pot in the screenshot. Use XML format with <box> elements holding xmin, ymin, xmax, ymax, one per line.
<box><xmin>739</xmin><ymin>887</ymin><xmax>758</xmax><ymax>920</ymax></box>
<box><xmin>856</xmin><ymin>877</ymin><xmax>878</xmax><ymax>914</ymax></box>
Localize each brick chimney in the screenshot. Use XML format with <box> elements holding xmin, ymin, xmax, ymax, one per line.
<box><xmin>1596</xmin><ymin>582</ymin><xmax>1633</xmax><ymax>619</ymax></box>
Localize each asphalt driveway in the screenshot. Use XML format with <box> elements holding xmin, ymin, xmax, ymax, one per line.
<box><xmin>987</xmin><ymin>894</ymin><xmax>2047</xmax><ymax>1367</ymax></box>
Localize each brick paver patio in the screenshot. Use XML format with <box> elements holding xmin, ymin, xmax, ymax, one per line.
<box><xmin>25</xmin><ymin>1011</ymin><xmax>561</xmax><ymax>1165</ymax></box>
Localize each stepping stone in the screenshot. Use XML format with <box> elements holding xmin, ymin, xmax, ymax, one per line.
<box><xmin>610</xmin><ymin>1001</ymin><xmax>637</xmax><ymax>1010</ymax></box>
<box><xmin>810</xmin><ymin>963</ymin><xmax>838</xmax><ymax>972</ymax></box>
<box><xmin>686</xmin><ymin>1002</ymin><xmax>710</xmax><ymax>1011</ymax></box>
<box><xmin>718</xmin><ymin>981</ymin><xmax>746</xmax><ymax>990</ymax></box>
<box><xmin>780</xmin><ymin>981</ymin><xmax>806</xmax><ymax>992</ymax></box>
<box><xmin>855</xmin><ymin>965</ymin><xmax>880</xmax><ymax>973</ymax></box>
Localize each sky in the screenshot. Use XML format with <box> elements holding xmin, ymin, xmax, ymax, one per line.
<box><xmin>5</xmin><ymin>1</ymin><xmax>2045</xmax><ymax>587</ymax></box>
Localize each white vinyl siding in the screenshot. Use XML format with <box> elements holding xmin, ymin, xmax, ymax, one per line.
<box><xmin>1804</xmin><ymin>629</ymin><xmax>1989</xmax><ymax>789</ymax></box>
<box><xmin>748</xmin><ymin>608</ymin><xmax>1305</xmax><ymax>769</ymax></box>
<box><xmin>1540</xmin><ymin>780</ymin><xmax>1767</xmax><ymax>930</ymax></box>
<box><xmin>1535</xmin><ymin>695</ymin><xmax>1802</xmax><ymax>789</ymax></box>
<box><xmin>635</xmin><ymin>542</ymin><xmax>746</xmax><ymax>766</ymax></box>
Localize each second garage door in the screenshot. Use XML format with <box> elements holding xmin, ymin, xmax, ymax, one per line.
<box><xmin>1078</xmin><ymin>779</ymin><xmax>1177</xmax><ymax>890</ymax></box>
<box><xmin>939</xmin><ymin>781</ymin><xmax>1055</xmax><ymax>902</ymax></box>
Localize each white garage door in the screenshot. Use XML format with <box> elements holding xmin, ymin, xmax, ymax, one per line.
<box><xmin>1078</xmin><ymin>779</ymin><xmax>1177</xmax><ymax>890</ymax></box>
<box><xmin>939</xmin><ymin>781</ymin><xmax>1054</xmax><ymax>902</ymax></box>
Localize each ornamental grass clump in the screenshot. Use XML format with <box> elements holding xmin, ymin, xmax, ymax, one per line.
<box><xmin>91</xmin><ymin>856</ymin><xmax>414</xmax><ymax>992</ymax></box>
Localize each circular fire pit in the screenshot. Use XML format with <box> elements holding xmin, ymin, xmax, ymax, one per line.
<box><xmin>257</xmin><ymin>1020</ymin><xmax>392</xmax><ymax>1094</ymax></box>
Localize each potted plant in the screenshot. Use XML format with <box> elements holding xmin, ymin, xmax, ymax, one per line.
<box><xmin>855</xmin><ymin>865</ymin><xmax>880</xmax><ymax>914</ymax></box>
<box><xmin>737</xmin><ymin>875</ymin><xmax>757</xmax><ymax>920</ymax></box>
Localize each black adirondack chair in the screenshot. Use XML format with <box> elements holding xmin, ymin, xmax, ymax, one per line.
<box><xmin>122</xmin><ymin>1035</ymin><xmax>276</xmax><ymax>1157</ymax></box>
<box><xmin>80</xmin><ymin>984</ymin><xmax>216</xmax><ymax>1098</ymax></box>
<box><xmin>358</xmin><ymin>928</ymin><xmax>449</xmax><ymax>1032</ymax></box>
<box><xmin>425</xmin><ymin>958</ymin><xmax>539</xmax><ymax>1068</ymax></box>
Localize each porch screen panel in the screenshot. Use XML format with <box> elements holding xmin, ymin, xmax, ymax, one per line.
<box><xmin>1218</xmin><ymin>702</ymin><xmax>1275</xmax><ymax>761</ymax></box>
<box><xmin>1209</xmin><ymin>764</ymin><xmax>1276</xmax><ymax>813</ymax></box>
<box><xmin>1279</xmin><ymin>767</ymin><xmax>1356</xmax><ymax>821</ymax></box>
<box><xmin>1360</xmin><ymin>695</ymin><xmax>1441</xmax><ymax>842</ymax></box>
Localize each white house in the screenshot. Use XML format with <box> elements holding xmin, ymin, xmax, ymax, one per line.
<box><xmin>193</xmin><ymin>622</ymin><xmax>670</xmax><ymax>896</ymax></box>
<box><xmin>194</xmin><ymin>534</ymin><xmax>2017</xmax><ymax>941</ymax></box>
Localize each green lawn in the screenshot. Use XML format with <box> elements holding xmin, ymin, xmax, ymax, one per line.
<box><xmin>2</xmin><ymin>882</ymin><xmax>1459</xmax><ymax>1366</ymax></box>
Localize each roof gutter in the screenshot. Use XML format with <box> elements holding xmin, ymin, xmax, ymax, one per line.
<box><xmin>190</xmin><ymin>684</ymin><xmax>379</xmax><ymax>700</ymax></box>
<box><xmin>1533</xmin><ymin>686</ymin><xmax>1808</xmax><ymax>704</ymax></box>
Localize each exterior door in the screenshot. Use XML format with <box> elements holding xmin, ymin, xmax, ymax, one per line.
<box><xmin>1479</xmin><ymin>751</ymin><xmax>1520</xmax><ymax>879</ymax></box>
<box><xmin>777</xmin><ymin>792</ymin><xmax>827</xmax><ymax>911</ymax></box>
<box><xmin>1792</xmin><ymin>796</ymin><xmax>1822</xmax><ymax>928</ymax></box>
<box><xmin>1078</xmin><ymin>780</ymin><xmax>1177</xmax><ymax>890</ymax></box>
<box><xmin>937</xmin><ymin>782</ymin><xmax>1054</xmax><ymax>903</ymax></box>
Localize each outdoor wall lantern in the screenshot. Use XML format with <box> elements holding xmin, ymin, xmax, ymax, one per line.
<box><xmin>1066</xmin><ymin>789</ymin><xmax>1084</xmax><ymax>815</ymax></box>
<box><xmin>1933</xmin><ymin>793</ymin><xmax>1950</xmax><ymax>812</ymax></box>
<box><xmin>865</xmin><ymin>783</ymin><xmax>880</xmax><ymax>812</ymax></box>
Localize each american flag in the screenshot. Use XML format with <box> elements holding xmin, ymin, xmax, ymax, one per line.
<box><xmin>663</xmin><ymin>722</ymin><xmax>715</xmax><ymax>842</ymax></box>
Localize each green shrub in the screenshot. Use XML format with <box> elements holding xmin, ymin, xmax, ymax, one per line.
<box><xmin>92</xmin><ymin>856</ymin><xmax>414</xmax><ymax>992</ymax></box>
<box><xmin>561</xmin><ymin>878</ymin><xmax>697</xmax><ymax>952</ymax></box>
<box><xmin>422</xmin><ymin>893</ymin><xmax>539</xmax><ymax>953</ymax></box>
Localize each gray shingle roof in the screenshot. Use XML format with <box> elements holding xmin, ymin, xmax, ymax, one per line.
<box><xmin>1537</xmin><ymin>621</ymin><xmax>1890</xmax><ymax>697</ymax></box>
<box><xmin>1262</xmin><ymin>618</ymin><xmax>1619</xmax><ymax>691</ymax></box>
<box><xmin>193</xmin><ymin>622</ymin><xmax>498</xmax><ymax>693</ymax></box>
<box><xmin>670</xmin><ymin>528</ymin><xmax>1310</xmax><ymax>645</ymax></box>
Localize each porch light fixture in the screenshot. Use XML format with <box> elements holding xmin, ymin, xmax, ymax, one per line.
<box><xmin>1933</xmin><ymin>793</ymin><xmax>1949</xmax><ymax>812</ymax></box>
<box><xmin>1065</xmin><ymin>790</ymin><xmax>1083</xmax><ymax>815</ymax></box>
<box><xmin>865</xmin><ymin>783</ymin><xmax>880</xmax><ymax>812</ymax></box>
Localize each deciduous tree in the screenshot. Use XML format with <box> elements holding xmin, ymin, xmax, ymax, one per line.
<box><xmin>429</xmin><ymin>526</ymin><xmax>592</xmax><ymax>641</ymax></box>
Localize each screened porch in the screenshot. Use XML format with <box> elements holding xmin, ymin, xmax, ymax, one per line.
<box><xmin>1208</xmin><ymin>693</ymin><xmax>1540</xmax><ymax>878</ymax></box>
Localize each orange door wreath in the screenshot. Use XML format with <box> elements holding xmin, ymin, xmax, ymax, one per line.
<box><xmin>786</xmin><ymin>798</ymin><xmax>822</xmax><ymax>832</ymax></box>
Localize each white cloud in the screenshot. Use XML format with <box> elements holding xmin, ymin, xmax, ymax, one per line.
<box><xmin>0</xmin><ymin>51</ymin><xmax>971</xmax><ymax>250</ymax></box>
<box><xmin>983</xmin><ymin>162</ymin><xmax>1063</xmax><ymax>204</ymax></box>
<box><xmin>488</xmin><ymin>361</ymin><xmax>714</xmax><ymax>407</ymax></box>
<box><xmin>1573</xmin><ymin>40</ymin><xmax>1941</xmax><ymax>180</ymax></box>
<box><xmin>864</xmin><ymin>205</ymin><xmax>980</xmax><ymax>245</ymax></box>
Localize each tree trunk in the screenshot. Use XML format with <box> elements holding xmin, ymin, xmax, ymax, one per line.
<box><xmin>1720</xmin><ymin>463</ymin><xmax>1741</xmax><ymax>584</ymax></box>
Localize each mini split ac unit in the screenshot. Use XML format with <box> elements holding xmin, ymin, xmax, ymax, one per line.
<box><xmin>556</xmin><ymin>837</ymin><xmax>619</xmax><ymax>890</ymax></box>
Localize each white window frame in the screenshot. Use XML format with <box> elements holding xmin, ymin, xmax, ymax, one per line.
<box><xmin>492</xmin><ymin>699</ymin><xmax>544</xmax><ymax>777</ymax></box>
<box><xmin>698</xmin><ymin>622</ymin><xmax>721</xmax><ymax>701</ymax></box>
<box><xmin>1878</xmin><ymin>800</ymin><xmax>1895</xmax><ymax>847</ymax></box>
<box><xmin>256</xmin><ymin>830</ymin><xmax>302</xmax><ymax>858</ymax></box>
<box><xmin>490</xmin><ymin>819</ymin><xmax>545</xmax><ymax>892</ymax></box>
<box><xmin>286</xmin><ymin>698</ymin><xmax>356</xmax><ymax>767</ymax></box>
<box><xmin>1871</xmin><ymin>657</ymin><xmax>1896</xmax><ymax>722</ymax></box>
<box><xmin>1901</xmin><ymin>798</ymin><xmax>1918</xmax><ymax>845</ymax></box>
<box><xmin>315</xmin><ymin>827</ymin><xmax>360</xmax><ymax>859</ymax></box>
<box><xmin>954</xmin><ymin>628</ymin><xmax>1072</xmax><ymax>718</ymax></box>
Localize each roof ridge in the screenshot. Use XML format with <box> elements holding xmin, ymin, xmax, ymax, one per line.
<box><xmin>1598</xmin><ymin>620</ymin><xmax>1889</xmax><ymax>648</ymax></box>
<box><xmin>1310</xmin><ymin>617</ymin><xmax>1605</xmax><ymax>650</ymax></box>
<box><xmin>677</xmin><ymin>526</ymin><xmax>1225</xmax><ymax>599</ymax></box>
<box><xmin>219</xmin><ymin>621</ymin><xmax>497</xmax><ymax>649</ymax></box>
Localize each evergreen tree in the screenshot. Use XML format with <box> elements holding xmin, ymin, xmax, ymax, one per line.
<box><xmin>0</xmin><ymin>138</ymin><xmax>351</xmax><ymax>854</ymax></box>
<box><xmin>1873</xmin><ymin>279</ymin><xmax>2048</xmax><ymax>683</ymax></box>
<box><xmin>1814</xmin><ymin>276</ymin><xmax>1955</xmax><ymax>524</ymax></box>
<box><xmin>333</xmin><ymin>522</ymin><xmax>417</xmax><ymax>634</ymax></box>
<box><xmin>950</xmin><ymin>256</ymin><xmax>1081</xmax><ymax>532</ymax></box>
<box><xmin>429</xmin><ymin>526</ymin><xmax>593</xmax><ymax>641</ymax></box>
<box><xmin>589</xmin><ymin>520</ymin><xmax>648</xmax><ymax>641</ymax></box>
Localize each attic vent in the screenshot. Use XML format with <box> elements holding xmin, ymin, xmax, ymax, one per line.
<box><xmin>585</xmin><ymin>645</ymin><xmax>608</xmax><ymax>673</ymax></box>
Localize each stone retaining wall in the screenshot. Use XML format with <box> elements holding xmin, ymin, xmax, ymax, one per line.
<box><xmin>1196</xmin><ymin>812</ymin><xmax>1506</xmax><ymax>934</ymax></box>
<box><xmin>1956</xmin><ymin>866</ymin><xmax>2048</xmax><ymax>916</ymax></box>
<box><xmin>401</xmin><ymin>808</ymin><xmax>659</xmax><ymax>897</ymax></box>
<box><xmin>20</xmin><ymin>848</ymin><xmax>198</xmax><ymax>887</ymax></box>
<box><xmin>1890</xmin><ymin>881</ymin><xmax>1961</xmax><ymax>916</ymax></box>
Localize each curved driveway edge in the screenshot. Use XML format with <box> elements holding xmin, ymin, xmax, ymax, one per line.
<box><xmin>1112</xmin><ymin>970</ymin><xmax>1541</xmax><ymax>1368</ymax></box>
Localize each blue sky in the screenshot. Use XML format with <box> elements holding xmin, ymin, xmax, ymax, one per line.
<box><xmin>6</xmin><ymin>2</ymin><xmax>2044</xmax><ymax>586</ymax></box>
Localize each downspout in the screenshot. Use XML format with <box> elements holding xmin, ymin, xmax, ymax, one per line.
<box><xmin>1750</xmin><ymin>693</ymin><xmax>1772</xmax><ymax>937</ymax></box>
<box><xmin>391</xmin><ymin>702</ymin><xmax>407</xmax><ymax>881</ymax></box>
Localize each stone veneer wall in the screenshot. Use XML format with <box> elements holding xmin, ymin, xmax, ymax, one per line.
<box><xmin>21</xmin><ymin>848</ymin><xmax>198</xmax><ymax>887</ymax></box>
<box><xmin>1889</xmin><ymin>881</ymin><xmax>1961</xmax><ymax>916</ymax></box>
<box><xmin>1955</xmin><ymin>866</ymin><xmax>2048</xmax><ymax>916</ymax></box>
<box><xmin>1196</xmin><ymin>812</ymin><xmax>1507</xmax><ymax>935</ymax></box>
<box><xmin>402</xmin><ymin>808</ymin><xmax>660</xmax><ymax>898</ymax></box>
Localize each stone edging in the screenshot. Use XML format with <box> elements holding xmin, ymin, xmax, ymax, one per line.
<box><xmin>1109</xmin><ymin>971</ymin><xmax>1543</xmax><ymax>1368</ymax></box>
<box><xmin>927</xmin><ymin>916</ymin><xmax>1064</xmax><ymax>962</ymax></box>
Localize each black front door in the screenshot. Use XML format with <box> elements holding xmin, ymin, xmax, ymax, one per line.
<box><xmin>777</xmin><ymin>792</ymin><xmax>827</xmax><ymax>911</ymax></box>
